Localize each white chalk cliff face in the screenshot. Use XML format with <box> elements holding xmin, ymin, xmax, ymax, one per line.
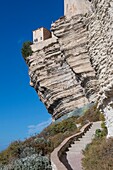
<box><xmin>88</xmin><ymin>0</ymin><xmax>113</xmax><ymax>137</ymax></box>
<box><xmin>26</xmin><ymin>0</ymin><xmax>113</xmax><ymax>137</ymax></box>
<box><xmin>27</xmin><ymin>15</ymin><xmax>97</xmax><ymax>121</ymax></box>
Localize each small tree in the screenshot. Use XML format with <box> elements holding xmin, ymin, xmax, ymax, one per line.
<box><xmin>21</xmin><ymin>41</ymin><xmax>33</xmax><ymax>60</ymax></box>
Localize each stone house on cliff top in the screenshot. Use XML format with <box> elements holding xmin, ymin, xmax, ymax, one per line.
<box><xmin>33</xmin><ymin>0</ymin><xmax>92</xmax><ymax>44</ymax></box>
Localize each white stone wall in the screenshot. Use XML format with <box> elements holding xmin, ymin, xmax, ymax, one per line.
<box><xmin>33</xmin><ymin>27</ymin><xmax>44</xmax><ymax>43</ymax></box>
<box><xmin>88</xmin><ymin>0</ymin><xmax>113</xmax><ymax>137</ymax></box>
<box><xmin>64</xmin><ymin>0</ymin><xmax>91</xmax><ymax>18</ymax></box>
<box><xmin>33</xmin><ymin>27</ymin><xmax>52</xmax><ymax>43</ymax></box>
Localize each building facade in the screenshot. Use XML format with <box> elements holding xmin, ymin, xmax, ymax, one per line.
<box><xmin>64</xmin><ymin>0</ymin><xmax>91</xmax><ymax>18</ymax></box>
<box><xmin>33</xmin><ymin>27</ymin><xmax>52</xmax><ymax>43</ymax></box>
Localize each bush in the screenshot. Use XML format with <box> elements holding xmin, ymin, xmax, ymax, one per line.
<box><xmin>94</xmin><ymin>122</ymin><xmax>108</xmax><ymax>138</ymax></box>
<box><xmin>99</xmin><ymin>113</ymin><xmax>105</xmax><ymax>121</ymax></box>
<box><xmin>0</xmin><ymin>155</ymin><xmax>52</xmax><ymax>170</ymax></box>
<box><xmin>47</xmin><ymin>117</ymin><xmax>77</xmax><ymax>136</ymax></box>
<box><xmin>0</xmin><ymin>116</ymin><xmax>78</xmax><ymax>168</ymax></box>
<box><xmin>101</xmin><ymin>122</ymin><xmax>108</xmax><ymax>137</ymax></box>
<box><xmin>1</xmin><ymin>107</ymin><xmax>103</xmax><ymax>169</ymax></box>
<box><xmin>21</xmin><ymin>41</ymin><xmax>33</xmax><ymax>59</ymax></box>
<box><xmin>0</xmin><ymin>141</ymin><xmax>22</xmax><ymax>165</ymax></box>
<box><xmin>95</xmin><ymin>129</ymin><xmax>102</xmax><ymax>138</ymax></box>
<box><xmin>77</xmin><ymin>103</ymin><xmax>102</xmax><ymax>125</ymax></box>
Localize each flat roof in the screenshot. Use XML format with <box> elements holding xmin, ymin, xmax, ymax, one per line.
<box><xmin>32</xmin><ymin>27</ymin><xmax>50</xmax><ymax>32</ymax></box>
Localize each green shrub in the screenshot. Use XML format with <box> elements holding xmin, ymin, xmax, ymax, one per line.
<box><xmin>21</xmin><ymin>41</ymin><xmax>33</xmax><ymax>59</ymax></box>
<box><xmin>99</xmin><ymin>113</ymin><xmax>105</xmax><ymax>121</ymax></box>
<box><xmin>0</xmin><ymin>155</ymin><xmax>52</xmax><ymax>170</ymax></box>
<box><xmin>1</xmin><ymin>106</ymin><xmax>104</xmax><ymax>169</ymax></box>
<box><xmin>94</xmin><ymin>122</ymin><xmax>108</xmax><ymax>138</ymax></box>
<box><xmin>0</xmin><ymin>141</ymin><xmax>22</xmax><ymax>165</ymax></box>
<box><xmin>77</xmin><ymin>103</ymin><xmax>102</xmax><ymax>125</ymax></box>
<box><xmin>39</xmin><ymin>116</ymin><xmax>78</xmax><ymax>138</ymax></box>
<box><xmin>48</xmin><ymin>117</ymin><xmax>77</xmax><ymax>136</ymax></box>
<box><xmin>0</xmin><ymin>116</ymin><xmax>78</xmax><ymax>167</ymax></box>
<box><xmin>95</xmin><ymin>129</ymin><xmax>102</xmax><ymax>138</ymax></box>
<box><xmin>101</xmin><ymin>122</ymin><xmax>108</xmax><ymax>136</ymax></box>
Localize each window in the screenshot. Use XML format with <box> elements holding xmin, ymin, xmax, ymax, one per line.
<box><xmin>66</xmin><ymin>4</ymin><xmax>68</xmax><ymax>11</ymax></box>
<box><xmin>34</xmin><ymin>38</ymin><xmax>38</xmax><ymax>42</ymax></box>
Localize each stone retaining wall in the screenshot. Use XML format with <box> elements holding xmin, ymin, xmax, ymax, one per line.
<box><xmin>51</xmin><ymin>122</ymin><xmax>92</xmax><ymax>170</ymax></box>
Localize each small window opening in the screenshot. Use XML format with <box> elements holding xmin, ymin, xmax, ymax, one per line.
<box><xmin>66</xmin><ymin>4</ymin><xmax>68</xmax><ymax>11</ymax></box>
<box><xmin>34</xmin><ymin>38</ymin><xmax>38</xmax><ymax>42</ymax></box>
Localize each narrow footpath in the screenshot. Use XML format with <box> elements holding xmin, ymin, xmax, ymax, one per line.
<box><xmin>62</xmin><ymin>121</ymin><xmax>101</xmax><ymax>170</ymax></box>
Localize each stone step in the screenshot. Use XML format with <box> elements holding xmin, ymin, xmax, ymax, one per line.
<box><xmin>66</xmin><ymin>152</ymin><xmax>83</xmax><ymax>170</ymax></box>
<box><xmin>74</xmin><ymin>140</ymin><xmax>92</xmax><ymax>145</ymax></box>
<box><xmin>73</xmin><ymin>141</ymin><xmax>90</xmax><ymax>144</ymax></box>
<box><xmin>69</xmin><ymin>147</ymin><xmax>86</xmax><ymax>152</ymax></box>
<box><xmin>75</xmin><ymin>137</ymin><xmax>93</xmax><ymax>141</ymax></box>
<box><xmin>65</xmin><ymin>121</ymin><xmax>102</xmax><ymax>170</ymax></box>
<box><xmin>81</xmin><ymin>135</ymin><xmax>94</xmax><ymax>139</ymax></box>
<box><xmin>81</xmin><ymin>135</ymin><xmax>94</xmax><ymax>138</ymax></box>
<box><xmin>66</xmin><ymin>150</ymin><xmax>82</xmax><ymax>154</ymax></box>
<box><xmin>70</xmin><ymin>143</ymin><xmax>87</xmax><ymax>148</ymax></box>
<box><xmin>81</xmin><ymin>134</ymin><xmax>94</xmax><ymax>137</ymax></box>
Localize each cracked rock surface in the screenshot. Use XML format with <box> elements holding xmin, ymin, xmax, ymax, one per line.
<box><xmin>27</xmin><ymin>15</ymin><xmax>97</xmax><ymax>121</ymax></box>
<box><xmin>88</xmin><ymin>0</ymin><xmax>113</xmax><ymax>137</ymax></box>
<box><xmin>26</xmin><ymin>0</ymin><xmax>113</xmax><ymax>137</ymax></box>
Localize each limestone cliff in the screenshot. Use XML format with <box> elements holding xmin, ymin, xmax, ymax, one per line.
<box><xmin>88</xmin><ymin>0</ymin><xmax>113</xmax><ymax>137</ymax></box>
<box><xmin>25</xmin><ymin>0</ymin><xmax>113</xmax><ymax>136</ymax></box>
<box><xmin>26</xmin><ymin>14</ymin><xmax>97</xmax><ymax>121</ymax></box>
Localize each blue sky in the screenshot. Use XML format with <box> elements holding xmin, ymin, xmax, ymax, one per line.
<box><xmin>0</xmin><ymin>0</ymin><xmax>64</xmax><ymax>151</ymax></box>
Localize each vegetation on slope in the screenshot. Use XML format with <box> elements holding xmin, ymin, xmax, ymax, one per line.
<box><xmin>0</xmin><ymin>116</ymin><xmax>79</xmax><ymax>169</ymax></box>
<box><xmin>76</xmin><ymin>103</ymin><xmax>104</xmax><ymax>125</ymax></box>
<box><xmin>0</xmin><ymin>104</ymin><xmax>104</xmax><ymax>169</ymax></box>
<box><xmin>82</xmin><ymin>121</ymin><xmax>113</xmax><ymax>170</ymax></box>
<box><xmin>21</xmin><ymin>41</ymin><xmax>33</xmax><ymax>59</ymax></box>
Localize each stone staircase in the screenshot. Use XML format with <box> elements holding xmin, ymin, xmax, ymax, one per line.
<box><xmin>62</xmin><ymin>121</ymin><xmax>101</xmax><ymax>170</ymax></box>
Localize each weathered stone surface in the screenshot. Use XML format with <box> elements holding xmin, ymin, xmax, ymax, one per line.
<box><xmin>26</xmin><ymin>14</ymin><xmax>97</xmax><ymax>121</ymax></box>
<box><xmin>25</xmin><ymin>0</ymin><xmax>113</xmax><ymax>137</ymax></box>
<box><xmin>51</xmin><ymin>15</ymin><xmax>98</xmax><ymax>102</ymax></box>
<box><xmin>64</xmin><ymin>0</ymin><xmax>92</xmax><ymax>19</ymax></box>
<box><xmin>88</xmin><ymin>0</ymin><xmax>113</xmax><ymax>137</ymax></box>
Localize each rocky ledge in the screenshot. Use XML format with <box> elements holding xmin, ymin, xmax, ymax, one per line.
<box><xmin>26</xmin><ymin>14</ymin><xmax>98</xmax><ymax>121</ymax></box>
<box><xmin>25</xmin><ymin>0</ymin><xmax>113</xmax><ymax>137</ymax></box>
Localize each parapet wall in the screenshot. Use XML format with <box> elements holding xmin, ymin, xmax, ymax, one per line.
<box><xmin>51</xmin><ymin>122</ymin><xmax>92</xmax><ymax>170</ymax></box>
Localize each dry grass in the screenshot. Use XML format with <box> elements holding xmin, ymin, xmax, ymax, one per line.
<box><xmin>82</xmin><ymin>122</ymin><xmax>113</xmax><ymax>170</ymax></box>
